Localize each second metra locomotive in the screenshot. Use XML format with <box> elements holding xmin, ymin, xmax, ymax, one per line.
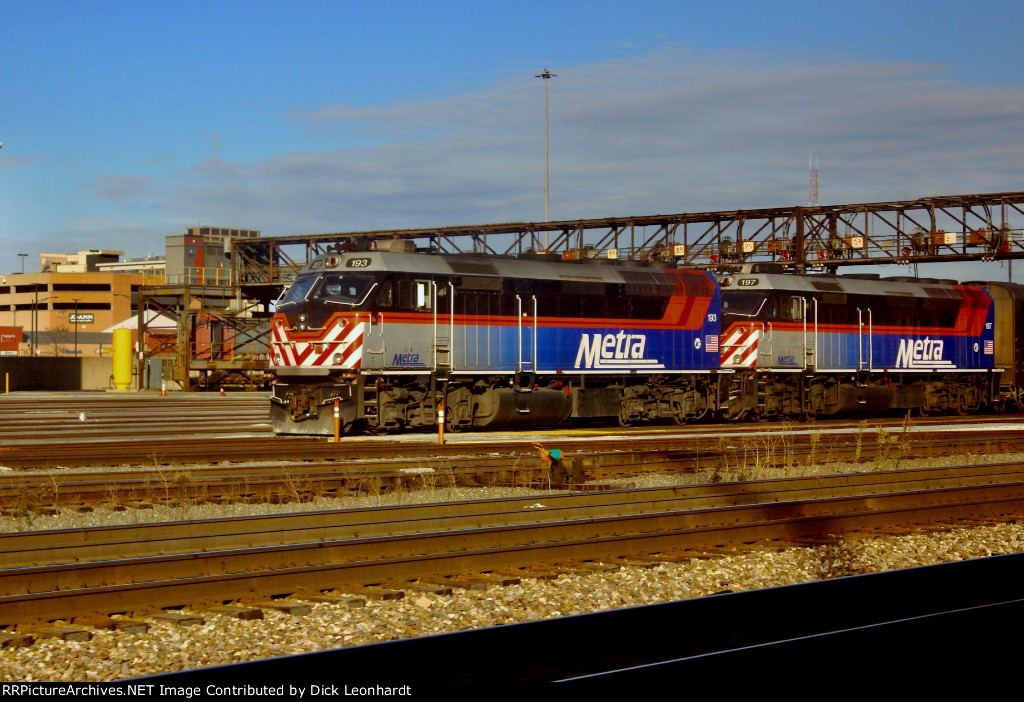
<box><xmin>269</xmin><ymin>240</ymin><xmax>1010</xmax><ymax>435</ymax></box>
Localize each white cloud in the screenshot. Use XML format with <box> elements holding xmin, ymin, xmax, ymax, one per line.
<box><xmin>88</xmin><ymin>47</ymin><xmax>1024</xmax><ymax>238</ymax></box>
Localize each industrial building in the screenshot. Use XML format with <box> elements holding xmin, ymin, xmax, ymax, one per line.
<box><xmin>0</xmin><ymin>226</ymin><xmax>260</xmax><ymax>361</ymax></box>
<box><xmin>0</xmin><ymin>259</ymin><xmax>146</xmax><ymax>357</ymax></box>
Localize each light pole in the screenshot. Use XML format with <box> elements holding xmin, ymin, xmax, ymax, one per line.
<box><xmin>17</xmin><ymin>254</ymin><xmax>26</xmax><ymax>274</ymax></box>
<box><xmin>535</xmin><ymin>69</ymin><xmax>556</xmax><ymax>235</ymax></box>
<box><xmin>31</xmin><ymin>292</ymin><xmax>47</xmax><ymax>356</ymax></box>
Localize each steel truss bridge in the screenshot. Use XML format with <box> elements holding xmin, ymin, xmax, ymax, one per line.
<box><xmin>231</xmin><ymin>190</ymin><xmax>1024</xmax><ymax>295</ymax></box>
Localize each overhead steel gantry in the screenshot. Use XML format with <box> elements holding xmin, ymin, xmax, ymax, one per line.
<box><xmin>231</xmin><ymin>190</ymin><xmax>1024</xmax><ymax>296</ymax></box>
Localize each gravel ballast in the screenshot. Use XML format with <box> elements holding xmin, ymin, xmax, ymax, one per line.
<box><xmin>1</xmin><ymin>453</ymin><xmax>1023</xmax><ymax>682</ymax></box>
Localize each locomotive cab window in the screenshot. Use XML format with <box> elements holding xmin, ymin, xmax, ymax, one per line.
<box><xmin>317</xmin><ymin>273</ymin><xmax>375</xmax><ymax>306</ymax></box>
<box><xmin>398</xmin><ymin>279</ymin><xmax>433</xmax><ymax>311</ymax></box>
<box><xmin>416</xmin><ymin>281</ymin><xmax>432</xmax><ymax>310</ymax></box>
<box><xmin>722</xmin><ymin>292</ymin><xmax>766</xmax><ymax>319</ymax></box>
<box><xmin>780</xmin><ymin>295</ymin><xmax>804</xmax><ymax>322</ymax></box>
<box><xmin>276</xmin><ymin>276</ymin><xmax>319</xmax><ymax>308</ymax></box>
<box><xmin>376</xmin><ymin>282</ymin><xmax>394</xmax><ymax>308</ymax></box>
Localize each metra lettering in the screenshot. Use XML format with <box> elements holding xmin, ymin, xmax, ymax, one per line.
<box><xmin>776</xmin><ymin>355</ymin><xmax>796</xmax><ymax>366</ymax></box>
<box><xmin>393</xmin><ymin>353</ymin><xmax>421</xmax><ymax>365</ymax></box>
<box><xmin>895</xmin><ymin>338</ymin><xmax>953</xmax><ymax>368</ymax></box>
<box><xmin>574</xmin><ymin>332</ymin><xmax>663</xmax><ymax>369</ymax></box>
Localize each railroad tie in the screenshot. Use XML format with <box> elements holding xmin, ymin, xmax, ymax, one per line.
<box><xmin>249</xmin><ymin>601</ymin><xmax>313</xmax><ymax>616</ymax></box>
<box><xmin>205</xmin><ymin>606</ymin><xmax>264</xmax><ymax>621</ymax></box>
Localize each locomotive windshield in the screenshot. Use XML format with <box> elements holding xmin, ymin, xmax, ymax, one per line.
<box><xmin>276</xmin><ymin>273</ymin><xmax>377</xmax><ymax>309</ymax></box>
<box><xmin>316</xmin><ymin>273</ymin><xmax>375</xmax><ymax>304</ymax></box>
<box><xmin>276</xmin><ymin>276</ymin><xmax>318</xmax><ymax>308</ymax></box>
<box><xmin>722</xmin><ymin>292</ymin><xmax>766</xmax><ymax>318</ymax></box>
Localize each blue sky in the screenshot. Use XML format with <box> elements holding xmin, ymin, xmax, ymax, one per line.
<box><xmin>1</xmin><ymin>0</ymin><xmax>1022</xmax><ymax>281</ymax></box>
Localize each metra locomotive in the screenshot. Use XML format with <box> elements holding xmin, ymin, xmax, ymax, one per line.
<box><xmin>269</xmin><ymin>240</ymin><xmax>1013</xmax><ymax>435</ymax></box>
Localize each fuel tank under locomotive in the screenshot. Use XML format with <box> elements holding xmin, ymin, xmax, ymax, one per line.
<box><xmin>828</xmin><ymin>383</ymin><xmax>893</xmax><ymax>414</ymax></box>
<box><xmin>443</xmin><ymin>385</ymin><xmax>574</xmax><ymax>428</ymax></box>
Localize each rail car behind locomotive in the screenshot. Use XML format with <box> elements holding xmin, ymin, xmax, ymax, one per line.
<box><xmin>270</xmin><ymin>241</ymin><xmax>1009</xmax><ymax>435</ymax></box>
<box><xmin>270</xmin><ymin>241</ymin><xmax>721</xmax><ymax>434</ymax></box>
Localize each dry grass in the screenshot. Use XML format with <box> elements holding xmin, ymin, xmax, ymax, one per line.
<box><xmin>1</xmin><ymin>448</ymin><xmax>1021</xmax><ymax>533</ymax></box>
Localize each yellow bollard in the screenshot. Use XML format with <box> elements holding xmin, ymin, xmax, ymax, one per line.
<box><xmin>112</xmin><ymin>328</ymin><xmax>133</xmax><ymax>390</ymax></box>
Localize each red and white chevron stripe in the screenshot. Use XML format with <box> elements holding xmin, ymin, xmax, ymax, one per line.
<box><xmin>720</xmin><ymin>323</ymin><xmax>761</xmax><ymax>368</ymax></box>
<box><xmin>271</xmin><ymin>317</ymin><xmax>363</xmax><ymax>369</ymax></box>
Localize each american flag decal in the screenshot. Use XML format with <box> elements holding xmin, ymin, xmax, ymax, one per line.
<box><xmin>984</xmin><ymin>340</ymin><xmax>994</xmax><ymax>354</ymax></box>
<box><xmin>705</xmin><ymin>335</ymin><xmax>719</xmax><ymax>353</ymax></box>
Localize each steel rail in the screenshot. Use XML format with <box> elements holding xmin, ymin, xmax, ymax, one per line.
<box><xmin>3</xmin><ymin>462</ymin><xmax>1024</xmax><ymax>569</ymax></box>
<box><xmin>1</xmin><ymin>427</ymin><xmax>1021</xmax><ymax>508</ymax></box>
<box><xmin>135</xmin><ymin>552</ymin><xmax>1024</xmax><ymax>687</ymax></box>
<box><xmin>1</xmin><ymin>478</ymin><xmax>1023</xmax><ymax>624</ymax></box>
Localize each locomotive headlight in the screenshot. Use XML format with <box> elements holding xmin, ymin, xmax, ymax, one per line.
<box><xmin>333</xmin><ymin>353</ymin><xmax>343</xmax><ymax>364</ymax></box>
<box><xmin>274</xmin><ymin>353</ymin><xmax>282</xmax><ymax>364</ymax></box>
<box><xmin>298</xmin><ymin>313</ymin><xmax>307</xmax><ymax>331</ymax></box>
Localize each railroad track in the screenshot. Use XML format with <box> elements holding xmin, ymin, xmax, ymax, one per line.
<box><xmin>0</xmin><ymin>392</ymin><xmax>1016</xmax><ymax>466</ymax></box>
<box><xmin>2</xmin><ymin>462</ymin><xmax>1023</xmax><ymax>629</ymax></box>
<box><xmin>137</xmin><ymin>552</ymin><xmax>1024</xmax><ymax>686</ymax></box>
<box><xmin>1</xmin><ymin>425</ymin><xmax>1022</xmax><ymax>509</ymax></box>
